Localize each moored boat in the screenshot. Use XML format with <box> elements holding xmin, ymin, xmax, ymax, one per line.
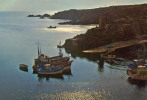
<box><xmin>32</xmin><ymin>55</ymin><xmax>70</xmax><ymax>72</ymax></box>
<box><xmin>39</xmin><ymin>54</ymin><xmax>69</xmax><ymax>64</ymax></box>
<box><xmin>51</xmin><ymin>61</ymin><xmax>73</xmax><ymax>71</ymax></box>
<box><xmin>50</xmin><ymin>57</ymin><xmax>70</xmax><ymax>64</ymax></box>
<box><xmin>37</xmin><ymin>67</ymin><xmax>63</xmax><ymax>75</ymax></box>
<box><xmin>47</xmin><ymin>26</ymin><xmax>56</xmax><ymax>28</ymax></box>
<box><xmin>127</xmin><ymin>69</ymin><xmax>147</xmax><ymax>80</ymax></box>
<box><xmin>32</xmin><ymin>43</ymin><xmax>73</xmax><ymax>74</ymax></box>
<box><xmin>127</xmin><ymin>59</ymin><xmax>147</xmax><ymax>80</ymax></box>
<box><xmin>19</xmin><ymin>64</ymin><xmax>28</xmax><ymax>69</ymax></box>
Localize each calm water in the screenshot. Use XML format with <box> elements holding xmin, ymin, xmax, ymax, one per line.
<box><xmin>0</xmin><ymin>12</ymin><xmax>147</xmax><ymax>100</ymax></box>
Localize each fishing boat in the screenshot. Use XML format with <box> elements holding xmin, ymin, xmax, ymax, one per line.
<box><xmin>39</xmin><ymin>56</ymin><xmax>69</xmax><ymax>64</ymax></box>
<box><xmin>37</xmin><ymin>67</ymin><xmax>63</xmax><ymax>75</ymax></box>
<box><xmin>51</xmin><ymin>60</ymin><xmax>72</xmax><ymax>66</ymax></box>
<box><xmin>34</xmin><ymin>54</ymin><xmax>71</xmax><ymax>74</ymax></box>
<box><xmin>47</xmin><ymin>26</ymin><xmax>56</xmax><ymax>28</ymax></box>
<box><xmin>51</xmin><ymin>61</ymin><xmax>73</xmax><ymax>71</ymax></box>
<box><xmin>127</xmin><ymin>59</ymin><xmax>147</xmax><ymax>80</ymax></box>
<box><xmin>32</xmin><ymin>42</ymin><xmax>72</xmax><ymax>73</ymax></box>
<box><xmin>50</xmin><ymin>57</ymin><xmax>70</xmax><ymax>63</ymax></box>
<box><xmin>32</xmin><ymin>54</ymin><xmax>70</xmax><ymax>72</ymax></box>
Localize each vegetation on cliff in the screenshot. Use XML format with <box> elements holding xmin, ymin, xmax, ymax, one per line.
<box><xmin>63</xmin><ymin>3</ymin><xmax>147</xmax><ymax>52</ymax></box>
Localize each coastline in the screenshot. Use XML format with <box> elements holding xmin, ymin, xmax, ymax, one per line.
<box><xmin>58</xmin><ymin>3</ymin><xmax>147</xmax><ymax>56</ymax></box>
<box><xmin>83</xmin><ymin>40</ymin><xmax>147</xmax><ymax>54</ymax></box>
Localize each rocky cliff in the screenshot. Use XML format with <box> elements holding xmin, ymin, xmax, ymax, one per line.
<box><xmin>52</xmin><ymin>4</ymin><xmax>147</xmax><ymax>25</ymax></box>
<box><xmin>63</xmin><ymin>18</ymin><xmax>147</xmax><ymax>52</ymax></box>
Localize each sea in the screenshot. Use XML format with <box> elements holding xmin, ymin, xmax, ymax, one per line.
<box><xmin>0</xmin><ymin>11</ymin><xmax>146</xmax><ymax>100</ymax></box>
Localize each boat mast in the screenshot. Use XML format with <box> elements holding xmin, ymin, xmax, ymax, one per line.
<box><xmin>37</xmin><ymin>41</ymin><xmax>40</xmax><ymax>58</ymax></box>
<box><xmin>40</xmin><ymin>43</ymin><xmax>42</xmax><ymax>55</ymax></box>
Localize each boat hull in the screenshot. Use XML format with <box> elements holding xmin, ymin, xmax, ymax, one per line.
<box><xmin>127</xmin><ymin>69</ymin><xmax>147</xmax><ymax>80</ymax></box>
<box><xmin>51</xmin><ymin>61</ymin><xmax>72</xmax><ymax>71</ymax></box>
<box><xmin>37</xmin><ymin>67</ymin><xmax>63</xmax><ymax>75</ymax></box>
<box><xmin>63</xmin><ymin>65</ymin><xmax>71</xmax><ymax>71</ymax></box>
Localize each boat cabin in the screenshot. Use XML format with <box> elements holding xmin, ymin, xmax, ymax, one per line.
<box><xmin>128</xmin><ymin>59</ymin><xmax>145</xmax><ymax>70</ymax></box>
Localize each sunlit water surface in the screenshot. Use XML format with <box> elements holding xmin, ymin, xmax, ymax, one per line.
<box><xmin>0</xmin><ymin>12</ymin><xmax>146</xmax><ymax>100</ymax></box>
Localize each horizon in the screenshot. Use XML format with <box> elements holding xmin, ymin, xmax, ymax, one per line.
<box><xmin>0</xmin><ymin>0</ymin><xmax>147</xmax><ymax>14</ymax></box>
<box><xmin>1</xmin><ymin>3</ymin><xmax>147</xmax><ymax>15</ymax></box>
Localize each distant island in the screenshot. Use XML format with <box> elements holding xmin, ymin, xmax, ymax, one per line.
<box><xmin>52</xmin><ymin>3</ymin><xmax>147</xmax><ymax>56</ymax></box>
<box><xmin>27</xmin><ymin>14</ymin><xmax>51</xmax><ymax>18</ymax></box>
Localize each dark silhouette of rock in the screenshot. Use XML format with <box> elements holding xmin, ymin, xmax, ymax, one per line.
<box><xmin>63</xmin><ymin>18</ymin><xmax>147</xmax><ymax>52</ymax></box>
<box><xmin>62</xmin><ymin>3</ymin><xmax>147</xmax><ymax>52</ymax></box>
<box><xmin>27</xmin><ymin>14</ymin><xmax>51</xmax><ymax>18</ymax></box>
<box><xmin>42</xmin><ymin>14</ymin><xmax>51</xmax><ymax>17</ymax></box>
<box><xmin>51</xmin><ymin>3</ymin><xmax>147</xmax><ymax>25</ymax></box>
<box><xmin>27</xmin><ymin>15</ymin><xmax>35</xmax><ymax>17</ymax></box>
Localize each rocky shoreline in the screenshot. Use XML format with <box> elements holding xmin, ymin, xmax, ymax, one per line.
<box><xmin>61</xmin><ymin>3</ymin><xmax>147</xmax><ymax>56</ymax></box>
<box><xmin>27</xmin><ymin>3</ymin><xmax>147</xmax><ymax>57</ymax></box>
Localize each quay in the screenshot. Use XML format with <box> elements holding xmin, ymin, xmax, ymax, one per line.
<box><xmin>83</xmin><ymin>39</ymin><xmax>147</xmax><ymax>54</ymax></box>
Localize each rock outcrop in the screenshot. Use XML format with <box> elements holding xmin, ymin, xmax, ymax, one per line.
<box><xmin>27</xmin><ymin>14</ymin><xmax>51</xmax><ymax>18</ymax></box>
<box><xmin>51</xmin><ymin>4</ymin><xmax>147</xmax><ymax>25</ymax></box>
<box><xmin>63</xmin><ymin>18</ymin><xmax>147</xmax><ymax>52</ymax></box>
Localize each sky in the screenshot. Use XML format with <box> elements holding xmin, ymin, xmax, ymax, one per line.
<box><xmin>0</xmin><ymin>0</ymin><xmax>147</xmax><ymax>13</ymax></box>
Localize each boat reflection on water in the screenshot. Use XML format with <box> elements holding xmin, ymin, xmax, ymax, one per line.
<box><xmin>97</xmin><ymin>58</ymin><xmax>104</xmax><ymax>72</ymax></box>
<box><xmin>65</xmin><ymin>49</ymin><xmax>99</xmax><ymax>62</ymax></box>
<box><xmin>63</xmin><ymin>69</ymin><xmax>72</xmax><ymax>76</ymax></box>
<box><xmin>127</xmin><ymin>77</ymin><xmax>147</xmax><ymax>89</ymax></box>
<box><xmin>38</xmin><ymin>74</ymin><xmax>64</xmax><ymax>81</ymax></box>
<box><xmin>37</xmin><ymin>69</ymin><xmax>72</xmax><ymax>81</ymax></box>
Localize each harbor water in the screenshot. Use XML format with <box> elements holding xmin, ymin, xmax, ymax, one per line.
<box><xmin>0</xmin><ymin>11</ymin><xmax>146</xmax><ymax>100</ymax></box>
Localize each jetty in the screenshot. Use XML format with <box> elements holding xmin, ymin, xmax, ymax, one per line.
<box><xmin>83</xmin><ymin>39</ymin><xmax>147</xmax><ymax>54</ymax></box>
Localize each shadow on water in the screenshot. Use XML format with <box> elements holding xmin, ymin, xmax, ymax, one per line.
<box><xmin>63</xmin><ymin>69</ymin><xmax>72</xmax><ymax>76</ymax></box>
<box><xmin>127</xmin><ymin>77</ymin><xmax>147</xmax><ymax>89</ymax></box>
<box><xmin>37</xmin><ymin>74</ymin><xmax>64</xmax><ymax>81</ymax></box>
<box><xmin>65</xmin><ymin>49</ymin><xmax>100</xmax><ymax>62</ymax></box>
<box><xmin>65</xmin><ymin>42</ymin><xmax>147</xmax><ymax>63</ymax></box>
<box><xmin>97</xmin><ymin>57</ymin><xmax>104</xmax><ymax>72</ymax></box>
<box><xmin>115</xmin><ymin>43</ymin><xmax>147</xmax><ymax>59</ymax></box>
<box><xmin>36</xmin><ymin>69</ymin><xmax>72</xmax><ymax>82</ymax></box>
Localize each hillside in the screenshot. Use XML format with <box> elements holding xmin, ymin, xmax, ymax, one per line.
<box><xmin>61</xmin><ymin>3</ymin><xmax>147</xmax><ymax>53</ymax></box>
<box><xmin>51</xmin><ymin>4</ymin><xmax>147</xmax><ymax>25</ymax></box>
